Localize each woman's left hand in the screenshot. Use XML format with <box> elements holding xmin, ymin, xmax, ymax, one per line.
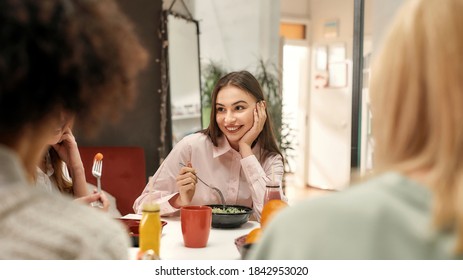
<box><xmin>239</xmin><ymin>101</ymin><xmax>267</xmax><ymax>149</ymax></box>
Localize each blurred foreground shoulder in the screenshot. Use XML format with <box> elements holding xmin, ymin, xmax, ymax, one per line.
<box><xmin>247</xmin><ymin>172</ymin><xmax>452</xmax><ymax>259</ymax></box>
<box><xmin>0</xmin><ymin>186</ymin><xmax>130</xmax><ymax>259</ymax></box>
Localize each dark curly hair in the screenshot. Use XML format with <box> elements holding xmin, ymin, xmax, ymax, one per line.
<box><xmin>0</xmin><ymin>0</ymin><xmax>148</xmax><ymax>136</ymax></box>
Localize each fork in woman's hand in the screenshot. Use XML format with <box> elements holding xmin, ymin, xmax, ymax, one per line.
<box><xmin>178</xmin><ymin>162</ymin><xmax>225</xmax><ymax>206</ymax></box>
<box><xmin>91</xmin><ymin>153</ymin><xmax>104</xmax><ymax>208</ymax></box>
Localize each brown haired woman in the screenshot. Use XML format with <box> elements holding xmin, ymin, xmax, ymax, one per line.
<box><xmin>134</xmin><ymin>71</ymin><xmax>285</xmax><ymax>221</ymax></box>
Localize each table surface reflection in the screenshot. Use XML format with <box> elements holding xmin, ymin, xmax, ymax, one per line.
<box><xmin>123</xmin><ymin>214</ymin><xmax>259</xmax><ymax>260</ymax></box>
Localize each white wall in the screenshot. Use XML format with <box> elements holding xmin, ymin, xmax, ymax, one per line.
<box><xmin>281</xmin><ymin>0</ymin><xmax>311</xmax><ymax>19</ymax></box>
<box><xmin>193</xmin><ymin>0</ymin><xmax>280</xmax><ymax>71</ymax></box>
<box><xmin>306</xmin><ymin>0</ymin><xmax>354</xmax><ymax>189</ymax></box>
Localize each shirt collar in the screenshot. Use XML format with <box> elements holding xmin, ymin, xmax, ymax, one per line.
<box><xmin>212</xmin><ymin>136</ymin><xmax>234</xmax><ymax>158</ymax></box>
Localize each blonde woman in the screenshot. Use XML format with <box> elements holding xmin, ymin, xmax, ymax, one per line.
<box><xmin>249</xmin><ymin>0</ymin><xmax>463</xmax><ymax>259</ymax></box>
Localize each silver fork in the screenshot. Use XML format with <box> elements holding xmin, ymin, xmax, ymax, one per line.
<box><xmin>179</xmin><ymin>162</ymin><xmax>225</xmax><ymax>206</ymax></box>
<box><xmin>91</xmin><ymin>155</ymin><xmax>103</xmax><ymax>208</ymax></box>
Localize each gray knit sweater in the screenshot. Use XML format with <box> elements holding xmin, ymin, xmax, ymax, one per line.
<box><xmin>0</xmin><ymin>145</ymin><xmax>130</xmax><ymax>259</ymax></box>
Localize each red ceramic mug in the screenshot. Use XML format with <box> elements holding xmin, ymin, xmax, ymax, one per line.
<box><xmin>181</xmin><ymin>205</ymin><xmax>212</xmax><ymax>248</ymax></box>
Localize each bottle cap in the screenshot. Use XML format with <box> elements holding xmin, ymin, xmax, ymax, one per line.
<box><xmin>266</xmin><ymin>181</ymin><xmax>280</xmax><ymax>188</ymax></box>
<box><xmin>142</xmin><ymin>203</ymin><xmax>160</xmax><ymax>212</ymax></box>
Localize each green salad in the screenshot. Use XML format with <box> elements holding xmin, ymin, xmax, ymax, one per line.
<box><xmin>212</xmin><ymin>206</ymin><xmax>247</xmax><ymax>214</ymax></box>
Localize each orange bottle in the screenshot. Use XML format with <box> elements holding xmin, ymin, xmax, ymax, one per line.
<box><xmin>139</xmin><ymin>203</ymin><xmax>161</xmax><ymax>259</ymax></box>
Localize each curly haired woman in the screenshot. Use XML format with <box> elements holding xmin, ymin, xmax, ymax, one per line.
<box><xmin>0</xmin><ymin>0</ymin><xmax>147</xmax><ymax>259</ymax></box>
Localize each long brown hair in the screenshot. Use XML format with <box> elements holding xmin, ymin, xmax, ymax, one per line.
<box><xmin>202</xmin><ymin>71</ymin><xmax>282</xmax><ymax>160</ymax></box>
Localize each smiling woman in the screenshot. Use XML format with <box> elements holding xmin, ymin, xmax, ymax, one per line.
<box><xmin>133</xmin><ymin>71</ymin><xmax>285</xmax><ymax>222</ymax></box>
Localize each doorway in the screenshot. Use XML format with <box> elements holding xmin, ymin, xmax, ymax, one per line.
<box><xmin>281</xmin><ymin>42</ymin><xmax>309</xmax><ymax>190</ymax></box>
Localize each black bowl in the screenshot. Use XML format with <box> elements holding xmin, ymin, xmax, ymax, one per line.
<box><xmin>207</xmin><ymin>204</ymin><xmax>253</xmax><ymax>228</ymax></box>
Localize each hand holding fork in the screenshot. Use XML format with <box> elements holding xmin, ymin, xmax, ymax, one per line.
<box><xmin>91</xmin><ymin>153</ymin><xmax>103</xmax><ymax>208</ymax></box>
<box><xmin>178</xmin><ymin>162</ymin><xmax>225</xmax><ymax>206</ymax></box>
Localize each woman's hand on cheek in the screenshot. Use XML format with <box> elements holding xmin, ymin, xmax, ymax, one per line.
<box><xmin>239</xmin><ymin>101</ymin><xmax>267</xmax><ymax>148</ymax></box>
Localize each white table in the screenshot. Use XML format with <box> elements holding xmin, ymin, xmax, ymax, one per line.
<box><xmin>123</xmin><ymin>214</ymin><xmax>259</xmax><ymax>260</ymax></box>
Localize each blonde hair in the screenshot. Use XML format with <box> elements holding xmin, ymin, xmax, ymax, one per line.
<box><xmin>370</xmin><ymin>0</ymin><xmax>463</xmax><ymax>253</ymax></box>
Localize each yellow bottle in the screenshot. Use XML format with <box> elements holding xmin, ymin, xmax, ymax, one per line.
<box><xmin>139</xmin><ymin>203</ymin><xmax>161</xmax><ymax>259</ymax></box>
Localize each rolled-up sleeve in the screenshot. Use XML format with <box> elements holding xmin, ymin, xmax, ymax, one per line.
<box><xmin>241</xmin><ymin>153</ymin><xmax>284</xmax><ymax>221</ymax></box>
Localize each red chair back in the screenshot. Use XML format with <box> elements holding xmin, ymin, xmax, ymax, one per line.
<box><xmin>79</xmin><ymin>146</ymin><xmax>146</xmax><ymax>215</ymax></box>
